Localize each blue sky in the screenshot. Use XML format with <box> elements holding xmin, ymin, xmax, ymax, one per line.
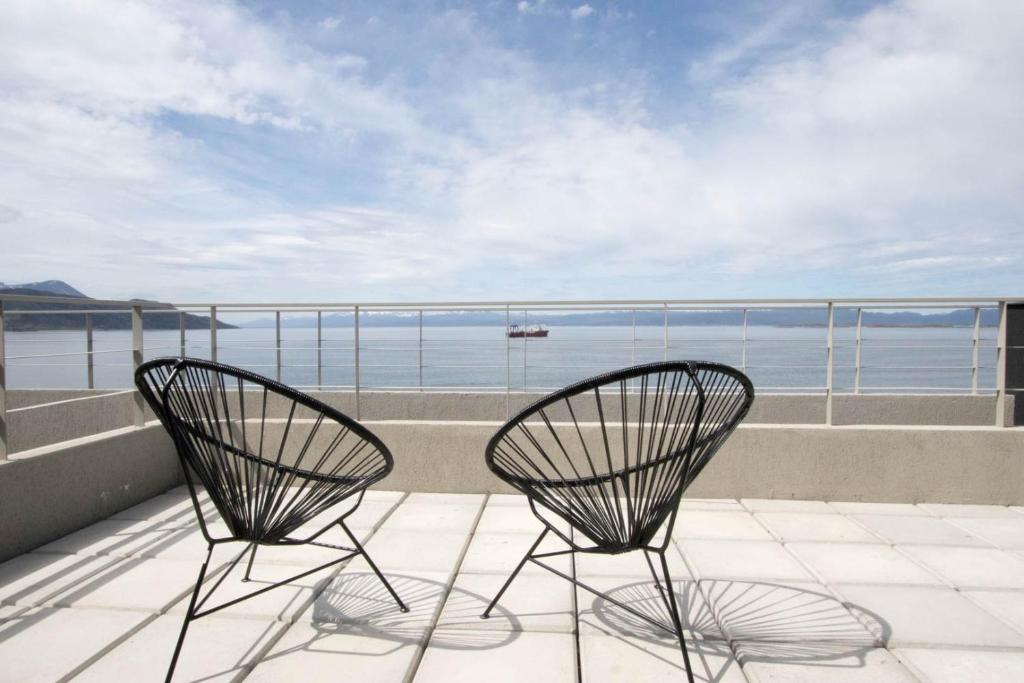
<box><xmin>0</xmin><ymin>0</ymin><xmax>1022</xmax><ymax>302</ymax></box>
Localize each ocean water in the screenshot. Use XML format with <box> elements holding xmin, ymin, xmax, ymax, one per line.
<box><xmin>4</xmin><ymin>324</ymin><xmax>998</xmax><ymax>393</ymax></box>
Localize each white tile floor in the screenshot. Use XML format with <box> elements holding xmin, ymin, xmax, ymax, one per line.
<box><xmin>3</xmin><ymin>490</ymin><xmax>1024</xmax><ymax>681</ymax></box>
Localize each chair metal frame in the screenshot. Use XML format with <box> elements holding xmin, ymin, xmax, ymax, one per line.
<box><xmin>481</xmin><ymin>361</ymin><xmax>754</xmax><ymax>683</ymax></box>
<box><xmin>136</xmin><ymin>357</ymin><xmax>407</xmax><ymax>682</ymax></box>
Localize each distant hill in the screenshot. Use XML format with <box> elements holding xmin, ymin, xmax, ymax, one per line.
<box><xmin>240</xmin><ymin>307</ymin><xmax>1000</xmax><ymax>329</ymax></box>
<box><xmin>0</xmin><ymin>279</ymin><xmax>87</xmax><ymax>297</ymax></box>
<box><xmin>0</xmin><ymin>283</ymin><xmax>236</xmax><ymax>331</ymax></box>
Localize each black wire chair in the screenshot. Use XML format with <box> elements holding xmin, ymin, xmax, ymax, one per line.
<box><xmin>136</xmin><ymin>357</ymin><xmax>407</xmax><ymax>682</ymax></box>
<box><xmin>481</xmin><ymin>361</ymin><xmax>754</xmax><ymax>683</ymax></box>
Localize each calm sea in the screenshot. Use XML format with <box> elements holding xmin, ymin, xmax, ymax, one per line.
<box><xmin>4</xmin><ymin>325</ymin><xmax>998</xmax><ymax>393</ymax></box>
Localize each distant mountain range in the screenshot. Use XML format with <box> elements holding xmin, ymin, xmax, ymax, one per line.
<box><xmin>0</xmin><ymin>280</ymin><xmax>236</xmax><ymax>331</ymax></box>
<box><xmin>0</xmin><ymin>279</ymin><xmax>87</xmax><ymax>297</ymax></box>
<box><xmin>2</xmin><ymin>281</ymin><xmax>997</xmax><ymax>330</ymax></box>
<box><xmin>240</xmin><ymin>307</ymin><xmax>999</xmax><ymax>329</ymax></box>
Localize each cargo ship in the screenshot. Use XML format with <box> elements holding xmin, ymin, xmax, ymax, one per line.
<box><xmin>507</xmin><ymin>324</ymin><xmax>549</xmax><ymax>338</ymax></box>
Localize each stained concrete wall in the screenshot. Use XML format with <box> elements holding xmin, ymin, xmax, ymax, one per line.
<box><xmin>830</xmin><ymin>394</ymin><xmax>1009</xmax><ymax>427</ymax></box>
<box><xmin>6</xmin><ymin>391</ymin><xmax>145</xmax><ymax>452</ymax></box>
<box><xmin>0</xmin><ymin>425</ymin><xmax>180</xmax><ymax>562</ymax></box>
<box><xmin>5</xmin><ymin>389</ymin><xmax>1012</xmax><ymax>455</ymax></box>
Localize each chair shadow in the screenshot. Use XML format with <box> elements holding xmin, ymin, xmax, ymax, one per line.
<box><xmin>264</xmin><ymin>572</ymin><xmax>520</xmax><ymax>663</ymax></box>
<box><xmin>581</xmin><ymin>577</ymin><xmax>891</xmax><ymax>678</ymax></box>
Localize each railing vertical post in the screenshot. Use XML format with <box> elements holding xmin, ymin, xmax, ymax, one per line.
<box><xmin>418</xmin><ymin>309</ymin><xmax>423</xmax><ymax>391</ymax></box>
<box><xmin>0</xmin><ymin>300</ymin><xmax>7</xmax><ymax>460</ymax></box>
<box><xmin>316</xmin><ymin>311</ymin><xmax>323</xmax><ymax>390</ymax></box>
<box><xmin>354</xmin><ymin>305</ymin><xmax>361</xmax><ymax>420</ymax></box>
<box><xmin>996</xmin><ymin>300</ymin><xmax>1008</xmax><ymax>427</ymax></box>
<box><xmin>523</xmin><ymin>309</ymin><xmax>528</xmax><ymax>392</ymax></box>
<box><xmin>178</xmin><ymin>311</ymin><xmax>186</xmax><ymax>358</ymax></box>
<box><xmin>663</xmin><ymin>304</ymin><xmax>669</xmax><ymax>361</ymax></box>
<box><xmin>85</xmin><ymin>312</ymin><xmax>95</xmax><ymax>390</ymax></box>
<box><xmin>505</xmin><ymin>305</ymin><xmax>511</xmax><ymax>419</ymax></box>
<box><xmin>971</xmin><ymin>306</ymin><xmax>981</xmax><ymax>395</ymax></box>
<box><xmin>626</xmin><ymin>307</ymin><xmax>634</xmax><ymax>360</ymax></box>
<box><xmin>131</xmin><ymin>304</ymin><xmax>145</xmax><ymax>428</ymax></box>
<box><xmin>854</xmin><ymin>307</ymin><xmax>862</xmax><ymax>394</ymax></box>
<box><xmin>825</xmin><ymin>302</ymin><xmax>835</xmax><ymax>426</ymax></box>
<box><xmin>741</xmin><ymin>308</ymin><xmax>748</xmax><ymax>372</ymax></box>
<box><xmin>275</xmin><ymin>310</ymin><xmax>282</xmax><ymax>382</ymax></box>
<box><xmin>209</xmin><ymin>306</ymin><xmax>217</xmax><ymax>363</ymax></box>
<box><xmin>626</xmin><ymin>309</ymin><xmax>634</xmax><ymax>389</ymax></box>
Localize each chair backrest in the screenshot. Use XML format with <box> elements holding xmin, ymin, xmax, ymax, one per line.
<box><xmin>136</xmin><ymin>357</ymin><xmax>393</xmax><ymax>542</ymax></box>
<box><xmin>485</xmin><ymin>361</ymin><xmax>753</xmax><ymax>551</ymax></box>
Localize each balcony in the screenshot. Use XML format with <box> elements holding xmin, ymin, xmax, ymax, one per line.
<box><xmin>4</xmin><ymin>489</ymin><xmax>1024</xmax><ymax>680</ymax></box>
<box><xmin>2</xmin><ymin>295</ymin><xmax>1024</xmax><ymax>681</ymax></box>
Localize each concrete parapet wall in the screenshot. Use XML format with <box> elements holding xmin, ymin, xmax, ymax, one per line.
<box><xmin>4</xmin><ymin>389</ymin><xmax>1012</xmax><ymax>455</ymax></box>
<box><xmin>3</xmin><ymin>418</ymin><xmax>1024</xmax><ymax>560</ymax></box>
<box><xmin>368</xmin><ymin>421</ymin><xmax>1024</xmax><ymax>504</ymax></box>
<box><xmin>0</xmin><ymin>425</ymin><xmax>180</xmax><ymax>562</ymax></box>
<box><xmin>692</xmin><ymin>424</ymin><xmax>1024</xmax><ymax>504</ymax></box>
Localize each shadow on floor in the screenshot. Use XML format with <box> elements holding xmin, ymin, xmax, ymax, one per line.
<box><xmin>268</xmin><ymin>571</ymin><xmax>520</xmax><ymax>660</ymax></box>
<box><xmin>580</xmin><ymin>577</ymin><xmax>890</xmax><ymax>678</ymax></box>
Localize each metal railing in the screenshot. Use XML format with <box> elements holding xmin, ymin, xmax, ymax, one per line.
<box><xmin>0</xmin><ymin>294</ymin><xmax>1019</xmax><ymax>459</ymax></box>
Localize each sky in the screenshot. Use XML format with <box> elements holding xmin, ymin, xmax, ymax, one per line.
<box><xmin>0</xmin><ymin>0</ymin><xmax>1022</xmax><ymax>303</ymax></box>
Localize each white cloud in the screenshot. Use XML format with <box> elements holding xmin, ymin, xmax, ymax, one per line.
<box><xmin>570</xmin><ymin>4</ymin><xmax>595</xmax><ymax>20</ymax></box>
<box><xmin>437</xmin><ymin>0</ymin><xmax>1024</xmax><ymax>292</ymax></box>
<box><xmin>0</xmin><ymin>1</ymin><xmax>419</xmax><ymax>136</ymax></box>
<box><xmin>0</xmin><ymin>0</ymin><xmax>1022</xmax><ymax>301</ymax></box>
<box><xmin>318</xmin><ymin>16</ymin><xmax>341</xmax><ymax>31</ymax></box>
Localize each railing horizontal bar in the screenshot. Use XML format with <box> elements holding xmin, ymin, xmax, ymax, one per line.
<box><xmin>836</xmin><ymin>343</ymin><xmax>995</xmax><ymax>348</ymax></box>
<box><xmin>857</xmin><ymin>365</ymin><xmax>979</xmax><ymax>370</ymax></box>
<box><xmin>0</xmin><ymin>338</ymin><xmax>86</xmax><ymax>343</ymax></box>
<box><xmin>176</xmin><ymin>298</ymin><xmax>1016</xmax><ymax>307</ymax></box>
<box><xmin>3</xmin><ymin>308</ymin><xmax>183</xmax><ymax>315</ymax></box>
<box><xmin>6</xmin><ymin>346</ymin><xmax>182</xmax><ymax>360</ymax></box>
<box><xmin>851</xmin><ymin>386</ymin><xmax>996</xmax><ymax>391</ymax></box>
<box><xmin>3</xmin><ymin>294</ymin><xmax>1014</xmax><ymax>308</ymax></box>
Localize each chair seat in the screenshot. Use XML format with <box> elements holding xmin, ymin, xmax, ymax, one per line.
<box><xmin>486</xmin><ymin>361</ymin><xmax>754</xmax><ymax>551</ymax></box>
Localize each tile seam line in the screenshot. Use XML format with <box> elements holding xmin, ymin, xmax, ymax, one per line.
<box><xmin>840</xmin><ymin>507</ymin><xmax>1001</xmax><ymax>551</ymax></box>
<box><xmin>692</xmin><ymin>511</ymin><xmax>892</xmax><ymax>655</ymax></box>
<box><xmin>776</xmin><ymin>507</ymin><xmax>963</xmax><ymax>599</ymax></box>
<box><xmin>741</xmin><ymin>525</ymin><xmax>897</xmax><ymax>651</ymax></box>
<box><xmin>227</xmin><ymin>490</ymin><xmax>412</xmax><ymax>682</ymax></box>
<box><xmin>949</xmin><ymin>587</ymin><xmax>1024</xmax><ymax>640</ymax></box>
<box><xmin>828</xmin><ymin>512</ymin><xmax>964</xmax><ymax>591</ymax></box>
<box><xmin>940</xmin><ymin>516</ymin><xmax>1015</xmax><ymax>551</ymax></box>
<box><xmin>52</xmin><ymin>530</ymin><xmax>243</xmax><ymax>679</ymax></box>
<box><xmin>62</xmin><ymin>502</ymin><xmax>373</xmax><ymax>681</ymax></box>
<box><xmin>891</xmin><ymin>642</ymin><xmax>1024</xmax><ymax>653</ymax></box>
<box><xmin>836</xmin><ymin>512</ymin><xmax>1024</xmax><ymax>616</ymax></box>
<box><xmin>403</xmin><ymin>492</ymin><xmax>490</xmax><ymax>683</ymax></box>
<box><xmin>889</xmin><ymin>649</ymin><xmax>943</xmax><ymax>683</ymax></box>
<box><xmin>57</xmin><ymin>609</ymin><xmax>162</xmax><ymax>682</ymax></box>
<box><xmin>734</xmin><ymin>505</ymin><xmax>897</xmax><ymax>644</ymax></box>
<box><xmin>671</xmin><ymin>538</ymin><xmax>758</xmax><ymax>682</ymax></box>
<box><xmin>572</xmin><ymin>530</ymin><xmax>581</xmax><ymax>683</ymax></box>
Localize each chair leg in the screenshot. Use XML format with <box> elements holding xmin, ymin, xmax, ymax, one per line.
<box><xmin>647</xmin><ymin>549</ymin><xmax>695</xmax><ymax>683</ymax></box>
<box><xmin>482</xmin><ymin>528</ymin><xmax>549</xmax><ymax>619</ymax></box>
<box><xmin>166</xmin><ymin>543</ymin><xmax>213</xmax><ymax>683</ymax></box>
<box><xmin>242</xmin><ymin>542</ymin><xmax>258</xmax><ymax>582</ymax></box>
<box><xmin>340</xmin><ymin>520</ymin><xmax>409</xmax><ymax>613</ymax></box>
